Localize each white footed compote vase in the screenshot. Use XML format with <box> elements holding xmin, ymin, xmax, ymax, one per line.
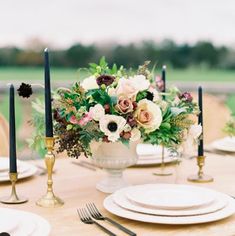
<box><xmin>92</xmin><ymin>141</ymin><xmax>138</xmax><ymax>193</ymax></box>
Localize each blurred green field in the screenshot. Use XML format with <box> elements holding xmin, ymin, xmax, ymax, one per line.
<box><xmin>0</xmin><ymin>67</ymin><xmax>235</xmax><ymax>82</ymax></box>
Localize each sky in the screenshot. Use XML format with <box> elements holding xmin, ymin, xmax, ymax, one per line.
<box><xmin>1</xmin><ymin>0</ymin><xmax>235</xmax><ymax>48</ymax></box>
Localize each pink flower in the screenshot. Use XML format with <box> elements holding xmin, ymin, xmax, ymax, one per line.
<box><xmin>70</xmin><ymin>115</ymin><xmax>80</xmax><ymax>125</ymax></box>
<box><xmin>78</xmin><ymin>112</ymin><xmax>92</xmax><ymax>126</ymax></box>
<box><xmin>155</xmin><ymin>75</ymin><xmax>164</xmax><ymax>92</ymax></box>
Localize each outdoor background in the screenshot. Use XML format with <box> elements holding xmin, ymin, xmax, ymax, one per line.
<box><xmin>0</xmin><ymin>0</ymin><xmax>235</xmax><ymax>157</ymax></box>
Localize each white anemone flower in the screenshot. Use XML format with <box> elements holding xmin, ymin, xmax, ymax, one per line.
<box><xmin>99</xmin><ymin>115</ymin><xmax>126</xmax><ymax>142</ymax></box>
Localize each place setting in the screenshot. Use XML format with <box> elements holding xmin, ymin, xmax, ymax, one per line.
<box><xmin>103</xmin><ymin>183</ymin><xmax>235</xmax><ymax>225</ymax></box>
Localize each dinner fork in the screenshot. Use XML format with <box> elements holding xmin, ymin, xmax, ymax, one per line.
<box><xmin>77</xmin><ymin>208</ymin><xmax>116</xmax><ymax>236</ymax></box>
<box><xmin>86</xmin><ymin>203</ymin><xmax>137</xmax><ymax>236</ymax></box>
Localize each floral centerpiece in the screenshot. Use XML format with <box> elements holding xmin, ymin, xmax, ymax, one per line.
<box><xmin>49</xmin><ymin>58</ymin><xmax>199</xmax><ymax>158</ymax></box>
<box><xmin>29</xmin><ymin>58</ymin><xmax>199</xmax><ymax>192</ymax></box>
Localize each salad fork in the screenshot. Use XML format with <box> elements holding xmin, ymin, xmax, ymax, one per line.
<box><xmin>86</xmin><ymin>203</ymin><xmax>136</xmax><ymax>236</ymax></box>
<box><xmin>77</xmin><ymin>208</ymin><xmax>116</xmax><ymax>236</ymax></box>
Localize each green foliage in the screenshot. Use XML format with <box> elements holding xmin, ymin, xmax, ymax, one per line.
<box><xmin>0</xmin><ymin>40</ymin><xmax>231</xmax><ymax>69</ymax></box>
<box><xmin>224</xmin><ymin>118</ymin><xmax>235</xmax><ymax>137</ymax></box>
<box><xmin>27</xmin><ymin>98</ymin><xmax>46</xmax><ymax>158</ymax></box>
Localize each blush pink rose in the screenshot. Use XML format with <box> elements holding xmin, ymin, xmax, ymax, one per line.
<box><xmin>78</xmin><ymin>112</ymin><xmax>92</xmax><ymax>126</ymax></box>
<box><xmin>70</xmin><ymin>115</ymin><xmax>80</xmax><ymax>125</ymax></box>
<box><xmin>116</xmin><ymin>96</ymin><xmax>134</xmax><ymax>114</ymax></box>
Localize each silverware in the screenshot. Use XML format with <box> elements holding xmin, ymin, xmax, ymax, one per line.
<box><xmin>77</xmin><ymin>208</ymin><xmax>116</xmax><ymax>236</ymax></box>
<box><xmin>86</xmin><ymin>203</ymin><xmax>136</xmax><ymax>236</ymax></box>
<box><xmin>72</xmin><ymin>161</ymin><xmax>96</xmax><ymax>171</ymax></box>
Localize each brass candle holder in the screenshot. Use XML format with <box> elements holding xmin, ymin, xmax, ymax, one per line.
<box><xmin>153</xmin><ymin>145</ymin><xmax>173</xmax><ymax>176</ymax></box>
<box><xmin>0</xmin><ymin>173</ymin><xmax>28</xmax><ymax>204</ymax></box>
<box><xmin>36</xmin><ymin>137</ymin><xmax>64</xmax><ymax>207</ymax></box>
<box><xmin>188</xmin><ymin>155</ymin><xmax>213</xmax><ymax>183</ymax></box>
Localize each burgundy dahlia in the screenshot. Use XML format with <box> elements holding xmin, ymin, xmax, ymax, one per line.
<box><xmin>96</xmin><ymin>75</ymin><xmax>115</xmax><ymax>86</ymax></box>
<box><xmin>17</xmin><ymin>83</ymin><xmax>33</xmax><ymax>98</ymax></box>
<box><xmin>179</xmin><ymin>92</ymin><xmax>193</xmax><ymax>102</ymax></box>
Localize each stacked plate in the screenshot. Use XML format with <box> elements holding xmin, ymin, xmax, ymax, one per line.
<box><xmin>136</xmin><ymin>144</ymin><xmax>176</xmax><ymax>166</ymax></box>
<box><xmin>104</xmin><ymin>184</ymin><xmax>235</xmax><ymax>224</ymax></box>
<box><xmin>0</xmin><ymin>157</ymin><xmax>37</xmax><ymax>182</ymax></box>
<box><xmin>0</xmin><ymin>207</ymin><xmax>50</xmax><ymax>235</ymax></box>
<box><xmin>211</xmin><ymin>137</ymin><xmax>235</xmax><ymax>153</ymax></box>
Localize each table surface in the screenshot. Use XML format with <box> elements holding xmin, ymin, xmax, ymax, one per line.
<box><xmin>1</xmin><ymin>153</ymin><xmax>235</xmax><ymax>236</ymax></box>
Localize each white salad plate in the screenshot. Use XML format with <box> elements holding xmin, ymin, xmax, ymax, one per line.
<box><xmin>104</xmin><ymin>194</ymin><xmax>235</xmax><ymax>225</ymax></box>
<box><xmin>135</xmin><ymin>144</ymin><xmax>177</xmax><ymax>166</ymax></box>
<box><xmin>212</xmin><ymin>137</ymin><xmax>235</xmax><ymax>153</ymax></box>
<box><xmin>113</xmin><ymin>187</ymin><xmax>228</xmax><ymax>216</ymax></box>
<box><xmin>136</xmin><ymin>144</ymin><xmax>171</xmax><ymax>156</ymax></box>
<box><xmin>0</xmin><ymin>207</ymin><xmax>51</xmax><ymax>236</ymax></box>
<box><xmin>0</xmin><ymin>157</ymin><xmax>37</xmax><ymax>182</ymax></box>
<box><xmin>125</xmin><ymin>184</ymin><xmax>216</xmax><ymax>210</ymax></box>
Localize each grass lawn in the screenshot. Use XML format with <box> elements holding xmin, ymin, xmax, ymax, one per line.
<box><xmin>0</xmin><ymin>67</ymin><xmax>235</xmax><ymax>82</ymax></box>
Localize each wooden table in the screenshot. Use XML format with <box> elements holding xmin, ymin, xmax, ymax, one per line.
<box><xmin>1</xmin><ymin>153</ymin><xmax>235</xmax><ymax>236</ymax></box>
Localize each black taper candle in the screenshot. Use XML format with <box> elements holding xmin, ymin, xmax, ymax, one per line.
<box><xmin>162</xmin><ymin>65</ymin><xmax>166</xmax><ymax>100</ymax></box>
<box><xmin>9</xmin><ymin>84</ymin><xmax>17</xmax><ymax>173</ymax></box>
<box><xmin>198</xmin><ymin>86</ymin><xmax>204</xmax><ymax>156</ymax></box>
<box><xmin>44</xmin><ymin>48</ymin><xmax>53</xmax><ymax>137</ymax></box>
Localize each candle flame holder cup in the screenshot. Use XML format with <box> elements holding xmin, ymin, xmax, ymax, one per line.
<box><xmin>0</xmin><ymin>173</ymin><xmax>28</xmax><ymax>204</ymax></box>
<box><xmin>188</xmin><ymin>155</ymin><xmax>214</xmax><ymax>183</ymax></box>
<box><xmin>153</xmin><ymin>146</ymin><xmax>173</xmax><ymax>176</ymax></box>
<box><xmin>36</xmin><ymin>137</ymin><xmax>64</xmax><ymax>207</ymax></box>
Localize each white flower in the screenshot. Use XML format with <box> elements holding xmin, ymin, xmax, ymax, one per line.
<box><xmin>116</xmin><ymin>75</ymin><xmax>150</xmax><ymax>99</ymax></box>
<box><xmin>108</xmin><ymin>87</ymin><xmax>116</xmax><ymax>96</ymax></box>
<box><xmin>188</xmin><ymin>124</ymin><xmax>202</xmax><ymax>140</ymax></box>
<box><xmin>89</xmin><ymin>104</ymin><xmax>105</xmax><ymax>121</ymax></box>
<box><xmin>170</xmin><ymin>107</ymin><xmax>186</xmax><ymax>116</ymax></box>
<box><xmin>181</xmin><ymin>124</ymin><xmax>202</xmax><ymax>157</ymax></box>
<box><xmin>134</xmin><ymin>99</ymin><xmax>162</xmax><ymax>133</ymax></box>
<box><xmin>130</xmin><ymin>128</ymin><xmax>141</xmax><ymax>141</ymax></box>
<box><xmin>116</xmin><ymin>77</ymin><xmax>138</xmax><ymax>98</ymax></box>
<box><xmin>99</xmin><ymin>115</ymin><xmax>126</xmax><ymax>142</ymax></box>
<box><xmin>123</xmin><ymin>124</ymin><xmax>132</xmax><ymax>132</ymax></box>
<box><xmin>129</xmin><ymin>75</ymin><xmax>150</xmax><ymax>91</ymax></box>
<box><xmin>149</xmin><ymin>87</ymin><xmax>161</xmax><ymax>102</ymax></box>
<box><xmin>81</xmin><ymin>76</ymin><xmax>99</xmax><ymax>91</ymax></box>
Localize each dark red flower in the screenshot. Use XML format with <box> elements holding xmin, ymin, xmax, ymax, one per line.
<box><xmin>96</xmin><ymin>75</ymin><xmax>115</xmax><ymax>86</ymax></box>
<box><xmin>102</xmin><ymin>136</ymin><xmax>110</xmax><ymax>143</ymax></box>
<box><xmin>179</xmin><ymin>92</ymin><xmax>193</xmax><ymax>102</ymax></box>
<box><xmin>120</xmin><ymin>131</ymin><xmax>131</xmax><ymax>140</ymax></box>
<box><xmin>127</xmin><ymin>115</ymin><xmax>137</xmax><ymax>127</ymax></box>
<box><xmin>17</xmin><ymin>83</ymin><xmax>33</xmax><ymax>98</ymax></box>
<box><xmin>104</xmin><ymin>104</ymin><xmax>111</xmax><ymax>113</ymax></box>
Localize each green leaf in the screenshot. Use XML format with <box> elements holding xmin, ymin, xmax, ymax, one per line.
<box><xmin>67</xmin><ymin>124</ymin><xmax>73</xmax><ymax>130</ymax></box>
<box><xmin>160</xmin><ymin>123</ymin><xmax>171</xmax><ymax>130</ymax></box>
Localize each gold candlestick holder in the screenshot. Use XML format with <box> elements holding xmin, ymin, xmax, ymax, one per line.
<box><xmin>153</xmin><ymin>145</ymin><xmax>173</xmax><ymax>176</ymax></box>
<box><xmin>0</xmin><ymin>173</ymin><xmax>28</xmax><ymax>204</ymax></box>
<box><xmin>188</xmin><ymin>155</ymin><xmax>213</xmax><ymax>183</ymax></box>
<box><xmin>36</xmin><ymin>137</ymin><xmax>64</xmax><ymax>207</ymax></box>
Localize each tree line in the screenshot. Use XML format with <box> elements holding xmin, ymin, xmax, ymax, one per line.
<box><xmin>1</xmin><ymin>40</ymin><xmax>235</xmax><ymax>69</ymax></box>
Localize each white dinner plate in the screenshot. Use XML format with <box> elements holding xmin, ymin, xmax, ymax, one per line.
<box><xmin>0</xmin><ymin>207</ymin><xmax>51</xmax><ymax>236</ymax></box>
<box><xmin>212</xmin><ymin>137</ymin><xmax>235</xmax><ymax>153</ymax></box>
<box><xmin>0</xmin><ymin>158</ymin><xmax>37</xmax><ymax>182</ymax></box>
<box><xmin>0</xmin><ymin>208</ymin><xmax>19</xmax><ymax>233</ymax></box>
<box><xmin>125</xmin><ymin>184</ymin><xmax>216</xmax><ymax>210</ymax></box>
<box><xmin>113</xmin><ymin>187</ymin><xmax>228</xmax><ymax>216</ymax></box>
<box><xmin>104</xmin><ymin>194</ymin><xmax>235</xmax><ymax>225</ymax></box>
